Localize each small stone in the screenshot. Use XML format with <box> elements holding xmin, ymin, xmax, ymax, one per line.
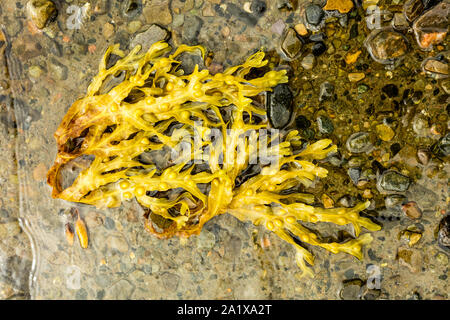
<box><xmin>377</xmin><ymin>170</ymin><xmax>410</xmax><ymax>193</ymax></box>
<box><xmin>305</xmin><ymin>4</ymin><xmax>325</xmax><ymax>26</ymax></box>
<box><xmin>295</xmin><ymin>115</ymin><xmax>311</xmax><ymax>129</ymax></box>
<box><xmin>338</xmin><ymin>195</ymin><xmax>355</xmax><ymax>208</ymax></box>
<box><xmin>403</xmin><ymin>0</ymin><xmax>424</xmax><ymax>22</ymax></box>
<box><xmin>402</xmin><ymin>201</ymin><xmax>422</xmax><ymax>219</ymax></box>
<box><xmin>416</xmin><ymin>148</ymin><xmax>430</xmax><ymax>165</ymax></box>
<box><xmin>397</xmin><ymin>247</ymin><xmax>422</xmax><ymax>273</ymax></box>
<box><xmin>103</xmin><ymin>22</ymin><xmax>115</xmax><ymax>38</ymax></box>
<box><xmin>357</xmin><ymin>84</ymin><xmax>369</xmax><ymax>93</ymax></box>
<box><xmin>28</xmin><ymin>65</ymin><xmax>43</xmax><ymax>78</ymax></box>
<box><xmin>392</xmin><ymin>13</ymin><xmax>409</xmax><ymax>31</ymax></box>
<box><xmin>127</xmin><ymin>20</ymin><xmax>142</xmax><ymax>34</ymax></box>
<box><xmin>422</xmin><ymin>58</ymin><xmax>448</xmax><ymax>79</ymax></box>
<box><xmin>340</xmin><ymin>279</ymin><xmax>363</xmax><ymax>300</ymax></box>
<box><xmin>348</xmin><ymin>167</ymin><xmax>361</xmax><ymax>185</ymax></box>
<box><xmin>281</xmin><ymin>28</ymin><xmax>303</xmax><ymax>60</ymax></box>
<box><xmin>431</xmin><ymin>133</ymin><xmax>450</xmax><ymax>157</ymax></box>
<box><xmin>251</xmin><ymin>0</ymin><xmax>267</xmax><ymax>17</ymax></box>
<box><xmin>364</xmin><ymin>29</ymin><xmax>408</xmax><ymax>65</ymax></box>
<box><xmin>348</xmin><ymin>72</ymin><xmax>365</xmax><ymax>82</ymax></box>
<box><xmin>122</xmin><ymin>0</ymin><xmax>142</xmax><ymax>18</ymax></box>
<box><xmin>345</xmin><ymin>50</ymin><xmax>361</xmax><ymax>65</ymax></box>
<box><xmin>375</xmin><ymin>124</ymin><xmax>395</xmax><ymax>141</ymax></box>
<box><xmin>317</xmin><ymin>115</ymin><xmax>334</xmax><ymax>134</ymax></box>
<box><xmin>437</xmin><ymin>215</ymin><xmax>450</xmax><ymax>249</ymax></box>
<box><xmin>346</xmin><ymin>132</ymin><xmax>372</xmax><ymax>153</ymax></box>
<box><xmin>294</xmin><ymin>23</ymin><xmax>308</xmax><ymax>36</ymax></box>
<box><xmin>172</xmin><ymin>14</ymin><xmax>185</xmax><ymax>28</ymax></box>
<box><xmin>311</xmin><ymin>41</ymin><xmax>326</xmax><ymax>56</ymax></box>
<box><xmin>271</xmin><ymin>19</ymin><xmax>286</xmax><ymax>35</ymax></box>
<box><xmin>319</xmin><ymin>82</ymin><xmax>335</xmax><ymax>101</ymax></box>
<box><xmin>301</xmin><ymin>53</ymin><xmax>315</xmax><ymax>70</ymax></box>
<box><xmin>381</xmin><ymin>84</ymin><xmax>399</xmax><ymax>97</ymax></box>
<box><xmin>322</xmin><ymin>194</ymin><xmax>334</xmax><ymax>208</ymax></box>
<box><xmin>143</xmin><ymin>0</ymin><xmax>173</xmax><ymax>26</ymax></box>
<box><xmin>182</xmin><ymin>15</ymin><xmax>203</xmax><ymax>44</ymax></box>
<box><xmin>130</xmin><ymin>24</ymin><xmax>169</xmax><ymax>53</ymax></box>
<box><xmin>412</xmin><ymin>1</ymin><xmax>449</xmax><ymax>50</ymax></box>
<box><xmin>161</xmin><ymin>272</ymin><xmax>180</xmax><ymax>292</ymax></box>
<box><xmin>26</xmin><ymin>0</ymin><xmax>57</xmax><ymax>29</ymax></box>
<box><xmin>267</xmin><ymin>84</ymin><xmax>293</xmax><ymax>129</ymax></box>
<box><xmin>385</xmin><ymin>194</ymin><xmax>406</xmax><ymax>208</ymax></box>
<box><xmin>323</xmin><ymin>0</ymin><xmax>354</xmax><ymax>13</ymax></box>
<box><xmin>48</xmin><ymin>59</ymin><xmax>68</xmax><ymax>80</ymax></box>
<box><xmin>106</xmin><ymin>234</ymin><xmax>129</xmax><ymax>253</ymax></box>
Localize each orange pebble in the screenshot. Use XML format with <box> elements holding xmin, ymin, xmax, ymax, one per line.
<box><xmin>75</xmin><ymin>212</ymin><xmax>89</xmax><ymax>249</ymax></box>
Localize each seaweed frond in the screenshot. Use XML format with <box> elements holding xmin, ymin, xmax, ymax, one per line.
<box><xmin>48</xmin><ymin>41</ymin><xmax>381</xmax><ymax>276</ymax></box>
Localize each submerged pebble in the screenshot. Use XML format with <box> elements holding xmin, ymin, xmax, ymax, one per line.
<box><xmin>346</xmin><ymin>132</ymin><xmax>373</xmax><ymax>153</ymax></box>
<box><xmin>267</xmin><ymin>84</ymin><xmax>293</xmax><ymax>129</ymax></box>
<box><xmin>26</xmin><ymin>0</ymin><xmax>57</xmax><ymax>29</ymax></box>
<box><xmin>377</xmin><ymin>170</ymin><xmax>411</xmax><ymax>193</ymax></box>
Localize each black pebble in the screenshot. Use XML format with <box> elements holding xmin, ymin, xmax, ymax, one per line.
<box><xmin>382</xmin><ymin>84</ymin><xmax>399</xmax><ymax>98</ymax></box>
<box><xmin>312</xmin><ymin>41</ymin><xmax>327</xmax><ymax>56</ymax></box>
<box><xmin>295</xmin><ymin>115</ymin><xmax>311</xmax><ymax>129</ymax></box>
<box><xmin>251</xmin><ymin>0</ymin><xmax>267</xmax><ymax>17</ymax></box>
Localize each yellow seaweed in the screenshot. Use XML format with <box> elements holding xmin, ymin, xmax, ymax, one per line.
<box><xmin>47</xmin><ymin>41</ymin><xmax>381</xmax><ymax>276</ymax></box>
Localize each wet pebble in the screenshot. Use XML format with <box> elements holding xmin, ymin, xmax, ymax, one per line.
<box><xmin>416</xmin><ymin>148</ymin><xmax>430</xmax><ymax>165</ymax></box>
<box><xmin>337</xmin><ymin>195</ymin><xmax>355</xmax><ymax>208</ymax></box>
<box><xmin>161</xmin><ymin>272</ymin><xmax>180</xmax><ymax>292</ymax></box>
<box><xmin>364</xmin><ymin>29</ymin><xmax>408</xmax><ymax>65</ymax></box>
<box><xmin>340</xmin><ymin>279</ymin><xmax>363</xmax><ymax>300</ymax></box>
<box><xmin>392</xmin><ymin>12</ymin><xmax>409</xmax><ymax>30</ymax></box>
<box><xmin>403</xmin><ymin>0</ymin><xmax>424</xmax><ymax>22</ymax></box>
<box><xmin>305</xmin><ymin>4</ymin><xmax>324</xmax><ymax>26</ymax></box>
<box><xmin>301</xmin><ymin>53</ymin><xmax>315</xmax><ymax>70</ymax></box>
<box><xmin>143</xmin><ymin>0</ymin><xmax>173</xmax><ymax>26</ymax></box>
<box><xmin>317</xmin><ymin>115</ymin><xmax>334</xmax><ymax>134</ymax></box>
<box><xmin>26</xmin><ymin>0</ymin><xmax>57</xmax><ymax>29</ymax></box>
<box><xmin>431</xmin><ymin>132</ymin><xmax>450</xmax><ymax>157</ymax></box>
<box><xmin>182</xmin><ymin>15</ymin><xmax>203</xmax><ymax>44</ymax></box>
<box><xmin>267</xmin><ymin>84</ymin><xmax>293</xmax><ymax>129</ymax></box>
<box><xmin>312</xmin><ymin>41</ymin><xmax>327</xmax><ymax>56</ymax></box>
<box><xmin>385</xmin><ymin>194</ymin><xmax>406</xmax><ymax>208</ymax></box>
<box><xmin>251</xmin><ymin>0</ymin><xmax>267</xmax><ymax>17</ymax></box>
<box><xmin>48</xmin><ymin>59</ymin><xmax>68</xmax><ymax>81</ymax></box>
<box><xmin>346</xmin><ymin>132</ymin><xmax>372</xmax><ymax>153</ymax></box>
<box><xmin>348</xmin><ymin>72</ymin><xmax>365</xmax><ymax>82</ymax></box>
<box><xmin>412</xmin><ymin>1</ymin><xmax>449</xmax><ymax>50</ymax></box>
<box><xmin>319</xmin><ymin>82</ymin><xmax>334</xmax><ymax>101</ymax></box>
<box><xmin>295</xmin><ymin>115</ymin><xmax>311</xmax><ymax>129</ymax></box>
<box><xmin>381</xmin><ymin>84</ymin><xmax>399</xmax><ymax>98</ymax></box>
<box><xmin>402</xmin><ymin>201</ymin><xmax>422</xmax><ymax>219</ymax></box>
<box><xmin>281</xmin><ymin>28</ymin><xmax>303</xmax><ymax>60</ymax></box>
<box><xmin>377</xmin><ymin>170</ymin><xmax>411</xmax><ymax>193</ymax></box>
<box><xmin>437</xmin><ymin>215</ymin><xmax>450</xmax><ymax>249</ymax></box>
<box><xmin>375</xmin><ymin>123</ymin><xmax>395</xmax><ymax>142</ymax></box>
<box><xmin>347</xmin><ymin>167</ymin><xmax>361</xmax><ymax>185</ymax></box>
<box><xmin>422</xmin><ymin>58</ymin><xmax>448</xmax><ymax>79</ymax></box>
<box><xmin>122</xmin><ymin>0</ymin><xmax>142</xmax><ymax>18</ymax></box>
<box><xmin>130</xmin><ymin>24</ymin><xmax>169</xmax><ymax>53</ymax></box>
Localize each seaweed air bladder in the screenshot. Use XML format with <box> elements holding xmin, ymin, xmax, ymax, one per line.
<box><xmin>47</xmin><ymin>41</ymin><xmax>381</xmax><ymax>277</ymax></box>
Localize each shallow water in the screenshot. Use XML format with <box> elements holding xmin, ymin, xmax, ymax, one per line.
<box><xmin>0</xmin><ymin>0</ymin><xmax>448</xmax><ymax>300</ymax></box>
